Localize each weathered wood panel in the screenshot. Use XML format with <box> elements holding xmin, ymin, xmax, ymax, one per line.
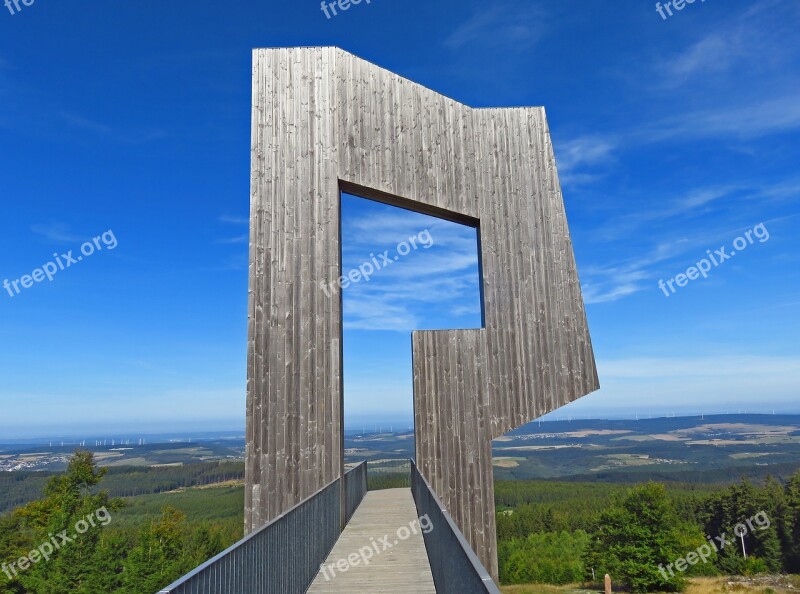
<box><xmin>473</xmin><ymin>108</ymin><xmax>599</xmax><ymax>438</ymax></box>
<box><xmin>246</xmin><ymin>47</ymin><xmax>599</xmax><ymax>582</ymax></box>
<box><xmin>246</xmin><ymin>47</ymin><xmax>342</xmax><ymax>530</ymax></box>
<box><xmin>413</xmin><ymin>329</ymin><xmax>497</xmax><ymax>579</ymax></box>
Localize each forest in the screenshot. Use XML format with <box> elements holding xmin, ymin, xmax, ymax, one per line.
<box><xmin>0</xmin><ymin>461</ymin><xmax>246</xmax><ymax>516</ymax></box>
<box><xmin>496</xmin><ymin>474</ymin><xmax>800</xmax><ymax>592</ymax></box>
<box><xmin>0</xmin><ymin>453</ymin><xmax>241</xmax><ymax>594</ymax></box>
<box><xmin>2</xmin><ymin>452</ymin><xmax>800</xmax><ymax>593</ymax></box>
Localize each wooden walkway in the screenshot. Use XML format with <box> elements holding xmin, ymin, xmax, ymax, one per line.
<box><xmin>307</xmin><ymin>489</ymin><xmax>436</xmax><ymax>593</ymax></box>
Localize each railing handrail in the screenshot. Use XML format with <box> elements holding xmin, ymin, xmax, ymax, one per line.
<box><xmin>344</xmin><ymin>460</ymin><xmax>367</xmax><ymax>474</ymax></box>
<box><xmin>411</xmin><ymin>460</ymin><xmax>501</xmax><ymax>594</ymax></box>
<box><xmin>158</xmin><ymin>479</ymin><xmax>340</xmax><ymax>593</ymax></box>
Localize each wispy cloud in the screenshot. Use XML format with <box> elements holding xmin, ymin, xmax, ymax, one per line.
<box><xmin>579</xmin><ymin>191</ymin><xmax>796</xmax><ymax>305</ymax></box>
<box><xmin>561</xmin><ymin>90</ymin><xmax>800</xmax><ymax>173</ymax></box>
<box><xmin>658</xmin><ymin>0</ymin><xmax>798</xmax><ymax>90</ymax></box>
<box><xmin>30</xmin><ymin>222</ymin><xmax>82</xmax><ymax>244</ymax></box>
<box><xmin>219</xmin><ymin>214</ymin><xmax>249</xmax><ymax>225</ymax></box>
<box><xmin>59</xmin><ymin>112</ymin><xmax>114</xmax><ymax>135</ymax></box>
<box><xmin>559</xmin><ymin>172</ymin><xmax>606</xmax><ymax>188</ymax></box>
<box><xmin>639</xmin><ymin>94</ymin><xmax>800</xmax><ymax>142</ymax></box>
<box><xmin>580</xmin><ymin>236</ymin><xmax>694</xmax><ymax>304</ymax></box>
<box><xmin>444</xmin><ymin>4</ymin><xmax>547</xmax><ymax>52</ymax></box>
<box><xmin>555</xmin><ymin>136</ymin><xmax>616</xmax><ymax>173</ymax></box>
<box><xmin>342</xmin><ymin>208</ymin><xmax>481</xmax><ymax>331</ymax></box>
<box><xmin>216</xmin><ymin>235</ymin><xmax>248</xmax><ymax>245</ymax></box>
<box><xmin>344</xmin><ymin>298</ymin><xmax>420</xmax><ymax>331</ymax></box>
<box><xmin>216</xmin><ymin>213</ymin><xmax>249</xmax><ymax>244</ymax></box>
<box><xmin>582</xmin><ymin>267</ymin><xmax>650</xmax><ymax>305</ymax></box>
<box><xmin>58</xmin><ymin>111</ymin><xmax>165</xmax><ymax>144</ymax></box>
<box><xmin>558</xmin><ymin>1</ymin><xmax>800</xmax><ymax>173</ymax></box>
<box><xmin>659</xmin><ymin>31</ymin><xmax>750</xmax><ymax>90</ymax></box>
<box><xmin>609</xmin><ymin>186</ymin><xmax>741</xmax><ymax>235</ymax></box>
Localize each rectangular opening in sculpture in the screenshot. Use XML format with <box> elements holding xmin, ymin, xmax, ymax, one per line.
<box><xmin>339</xmin><ymin>187</ymin><xmax>485</xmax><ymax>478</ymax></box>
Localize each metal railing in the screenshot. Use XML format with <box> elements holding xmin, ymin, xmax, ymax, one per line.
<box><xmin>158</xmin><ymin>480</ymin><xmax>341</xmax><ymax>594</ymax></box>
<box><xmin>343</xmin><ymin>461</ymin><xmax>367</xmax><ymax>524</ymax></box>
<box><xmin>411</xmin><ymin>460</ymin><xmax>501</xmax><ymax>594</ymax></box>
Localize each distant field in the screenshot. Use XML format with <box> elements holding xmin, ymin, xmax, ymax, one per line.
<box><xmin>113</xmin><ymin>485</ymin><xmax>244</xmax><ymax>529</ymax></box>
<box><xmin>0</xmin><ymin>460</ymin><xmax>245</xmax><ymax>515</ymax></box>
<box><xmin>3</xmin><ymin>414</ymin><xmax>800</xmax><ymax>516</ymax></box>
<box><xmin>492</xmin><ymin>414</ymin><xmax>800</xmax><ymax>482</ymax></box>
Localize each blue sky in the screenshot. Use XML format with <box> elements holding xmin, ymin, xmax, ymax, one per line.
<box><xmin>341</xmin><ymin>194</ymin><xmax>482</xmax><ymax>429</ymax></box>
<box><xmin>0</xmin><ymin>0</ymin><xmax>798</xmax><ymax>438</ymax></box>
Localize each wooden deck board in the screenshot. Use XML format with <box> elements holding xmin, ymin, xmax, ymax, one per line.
<box><xmin>307</xmin><ymin>489</ymin><xmax>436</xmax><ymax>593</ymax></box>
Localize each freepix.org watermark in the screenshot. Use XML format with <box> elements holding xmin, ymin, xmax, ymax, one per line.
<box><xmin>320</xmin><ymin>0</ymin><xmax>374</xmax><ymax>20</ymax></box>
<box><xmin>320</xmin><ymin>229</ymin><xmax>433</xmax><ymax>297</ymax></box>
<box><xmin>320</xmin><ymin>514</ymin><xmax>434</xmax><ymax>581</ymax></box>
<box><xmin>4</xmin><ymin>0</ymin><xmax>37</xmax><ymax>16</ymax></box>
<box><xmin>658</xmin><ymin>223</ymin><xmax>769</xmax><ymax>298</ymax></box>
<box><xmin>656</xmin><ymin>0</ymin><xmax>708</xmax><ymax>21</ymax></box>
<box><xmin>658</xmin><ymin>511</ymin><xmax>770</xmax><ymax>580</ymax></box>
<box><xmin>1</xmin><ymin>507</ymin><xmax>112</xmax><ymax>580</ymax></box>
<box><xmin>3</xmin><ymin>230</ymin><xmax>118</xmax><ymax>299</ymax></box>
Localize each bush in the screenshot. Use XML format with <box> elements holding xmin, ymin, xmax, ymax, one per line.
<box><xmin>741</xmin><ymin>556</ymin><xmax>769</xmax><ymax>575</ymax></box>
<box><xmin>499</xmin><ymin>530</ymin><xmax>589</xmax><ymax>585</ymax></box>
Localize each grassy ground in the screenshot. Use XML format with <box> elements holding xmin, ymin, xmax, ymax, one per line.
<box><xmin>500</xmin><ymin>577</ymin><xmax>800</xmax><ymax>594</ymax></box>
<box><xmin>500</xmin><ymin>585</ymin><xmax>598</xmax><ymax>594</ymax></box>
<box><xmin>113</xmin><ymin>484</ymin><xmax>244</xmax><ymax>528</ymax></box>
<box><xmin>685</xmin><ymin>576</ymin><xmax>800</xmax><ymax>594</ymax></box>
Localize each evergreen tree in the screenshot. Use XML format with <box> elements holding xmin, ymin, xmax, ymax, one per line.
<box><xmin>121</xmin><ymin>507</ymin><xmax>192</xmax><ymax>593</ymax></box>
<box><xmin>757</xmin><ymin>476</ymin><xmax>787</xmax><ymax>572</ymax></box>
<box><xmin>786</xmin><ymin>471</ymin><xmax>800</xmax><ymax>572</ymax></box>
<box><xmin>583</xmin><ymin>483</ymin><xmax>687</xmax><ymax>593</ymax></box>
<box><xmin>699</xmin><ymin>477</ymin><xmax>784</xmax><ymax>574</ymax></box>
<box><xmin>0</xmin><ymin>451</ymin><xmax>238</xmax><ymax>594</ymax></box>
<box><xmin>0</xmin><ymin>511</ymin><xmax>27</xmax><ymax>594</ymax></box>
<box><xmin>15</xmin><ymin>450</ymin><xmax>124</xmax><ymax>594</ymax></box>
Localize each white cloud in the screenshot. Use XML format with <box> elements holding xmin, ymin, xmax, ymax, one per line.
<box><xmin>657</xmin><ymin>0</ymin><xmax>798</xmax><ymax>90</ymax></box>
<box><xmin>216</xmin><ymin>234</ymin><xmax>248</xmax><ymax>245</ymax></box>
<box><xmin>444</xmin><ymin>4</ymin><xmax>547</xmax><ymax>52</ymax></box>
<box><xmin>582</xmin><ymin>268</ymin><xmax>650</xmax><ymax>305</ymax></box>
<box><xmin>342</xmin><ymin>207</ymin><xmax>482</xmax><ymax>331</ymax></box>
<box><xmin>555</xmin><ymin>135</ymin><xmax>616</xmax><ymax>173</ymax></box>
<box><xmin>344</xmin><ymin>298</ymin><xmax>420</xmax><ymax>331</ymax></box>
<box><xmin>58</xmin><ymin>111</ymin><xmax>166</xmax><ymax>144</ymax></box>
<box><xmin>640</xmin><ymin>94</ymin><xmax>800</xmax><ymax>142</ymax></box>
<box><xmin>30</xmin><ymin>222</ymin><xmax>83</xmax><ymax>244</ymax></box>
<box><xmin>659</xmin><ymin>31</ymin><xmax>749</xmax><ymax>90</ymax></box>
<box><xmin>217</xmin><ymin>214</ymin><xmax>249</xmax><ymax>245</ymax></box>
<box><xmin>219</xmin><ymin>214</ymin><xmax>249</xmax><ymax>225</ymax></box>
